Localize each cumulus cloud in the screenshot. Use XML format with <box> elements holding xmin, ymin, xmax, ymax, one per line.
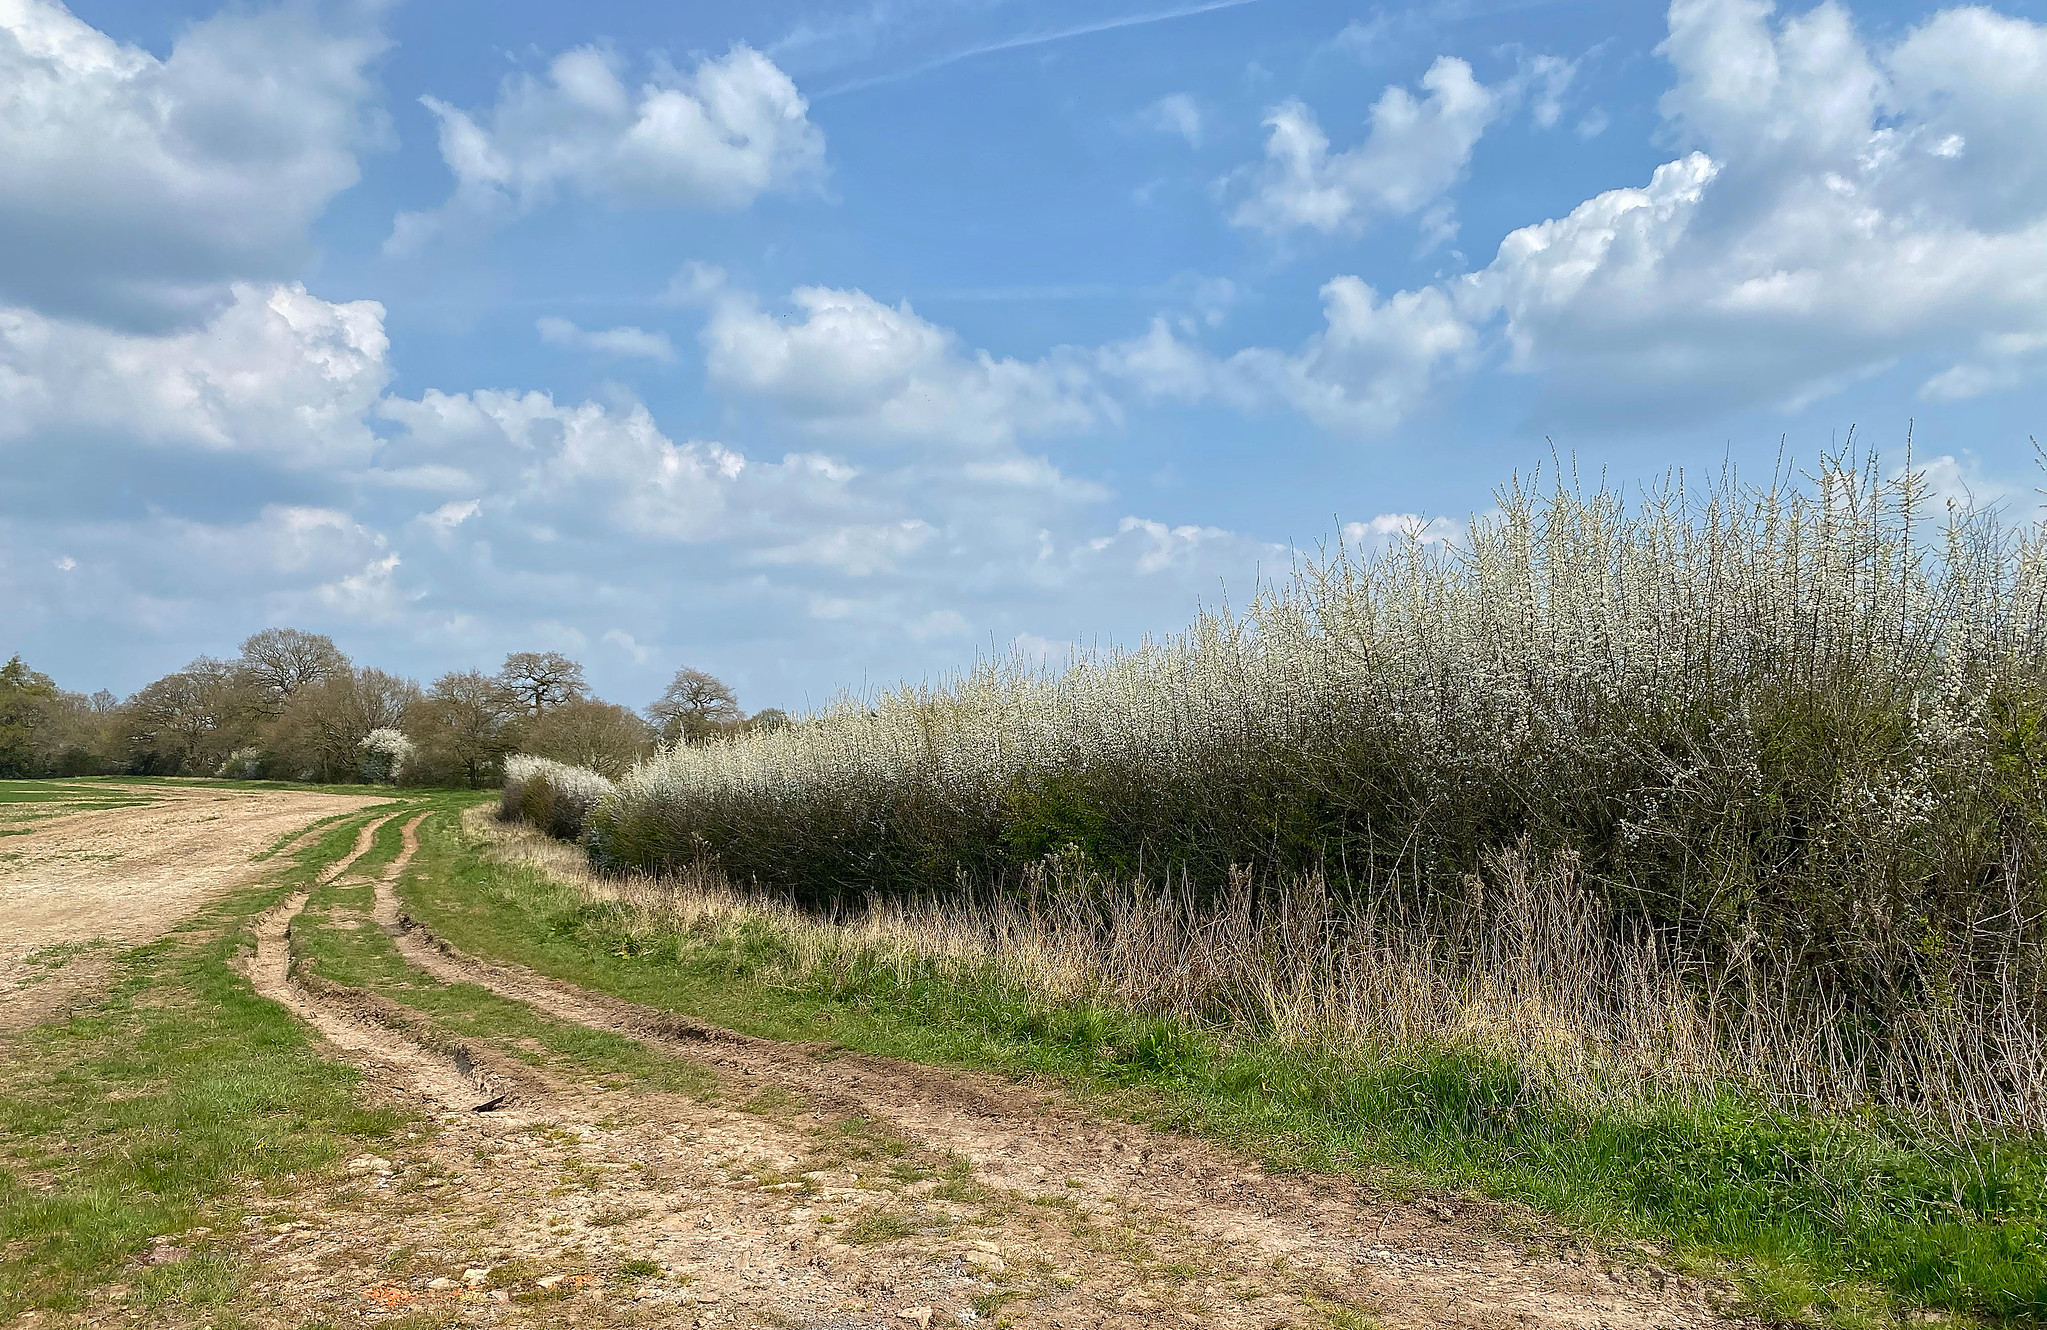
<box><xmin>379</xmin><ymin>389</ymin><xmax>752</xmax><ymax>543</ymax></box>
<box><xmin>700</xmin><ymin>282</ymin><xmax>1106</xmax><ymax>449</ymax></box>
<box><xmin>1184</xmin><ymin>0</ymin><xmax>2047</xmax><ymax>430</ymax></box>
<box><xmin>1454</xmin><ymin>0</ymin><xmax>2047</xmax><ymax>417</ymax></box>
<box><xmin>0</xmin><ymin>502</ymin><xmax>408</xmax><ymax>643</ymax></box>
<box><xmin>1102</xmin><ymin>277</ymin><xmax>1476</xmax><ymax>433</ymax></box>
<box><xmin>0</xmin><ymin>0</ymin><xmax>384</xmax><ymax>329</ymax></box>
<box><xmin>1229</xmin><ymin>56</ymin><xmax>1500</xmax><ymax>238</ymax></box>
<box><xmin>537</xmin><ymin>316</ymin><xmax>677</xmax><ymax>363</ymax></box>
<box><xmin>391</xmin><ymin>44</ymin><xmax>825</xmax><ymax>251</ymax></box>
<box><xmin>752</xmin><ymin>519</ymin><xmax>938</xmax><ymax>576</ymax></box>
<box><xmin>0</xmin><ymin>283</ymin><xmax>390</xmax><ymax>466</ymax></box>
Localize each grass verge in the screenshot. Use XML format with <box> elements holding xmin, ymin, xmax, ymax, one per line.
<box><xmin>0</xmin><ymin>810</ymin><xmax>414</xmax><ymax>1319</ymax></box>
<box><xmin>397</xmin><ymin>809</ymin><xmax>2047</xmax><ymax>1328</ymax></box>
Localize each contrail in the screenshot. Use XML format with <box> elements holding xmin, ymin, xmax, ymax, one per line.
<box><xmin>814</xmin><ymin>0</ymin><xmax>1266</xmax><ymax>99</ymax></box>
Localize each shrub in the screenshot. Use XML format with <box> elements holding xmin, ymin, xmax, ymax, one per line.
<box><xmin>588</xmin><ymin>456</ymin><xmax>2047</xmax><ymax>1128</ymax></box>
<box><xmin>359</xmin><ymin>728</ymin><xmax>417</xmax><ymax>784</ymax></box>
<box><xmin>501</xmin><ymin>754</ymin><xmax>615</xmax><ymax>841</ymax></box>
<box><xmin>216</xmin><ymin>746</ymin><xmax>267</xmax><ymax>780</ymax></box>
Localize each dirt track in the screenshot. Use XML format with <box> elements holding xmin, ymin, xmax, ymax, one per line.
<box><xmin>217</xmin><ymin>815</ymin><xmax>1725</xmax><ymax>1330</ymax></box>
<box><xmin>0</xmin><ymin>783</ymin><xmax>377</xmax><ymax>1028</ymax></box>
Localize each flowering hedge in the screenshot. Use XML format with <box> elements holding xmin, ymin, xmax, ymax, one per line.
<box><xmin>587</xmin><ymin>459</ymin><xmax>2047</xmax><ymax>1070</ymax></box>
<box><xmin>501</xmin><ymin>754</ymin><xmax>615</xmax><ymax>841</ymax></box>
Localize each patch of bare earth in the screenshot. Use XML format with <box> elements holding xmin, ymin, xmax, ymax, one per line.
<box><xmin>90</xmin><ymin>815</ymin><xmax>1732</xmax><ymax>1330</ymax></box>
<box><xmin>0</xmin><ymin>785</ymin><xmax>380</xmax><ymax>1029</ymax></box>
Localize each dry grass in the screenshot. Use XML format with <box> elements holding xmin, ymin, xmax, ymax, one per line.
<box><xmin>506</xmin><ymin>811</ymin><xmax>2045</xmax><ymax>1133</ymax></box>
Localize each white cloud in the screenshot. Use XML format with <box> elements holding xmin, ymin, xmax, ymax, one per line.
<box><xmin>1341</xmin><ymin>512</ymin><xmax>1463</xmax><ymax>553</ymax></box>
<box><xmin>753</xmin><ymin>519</ymin><xmax>937</xmax><ymax>576</ymax></box>
<box><xmin>0</xmin><ymin>0</ymin><xmax>384</xmax><ymax>328</ymax></box>
<box><xmin>1184</xmin><ymin>0</ymin><xmax>2047</xmax><ymax>431</ymax></box>
<box><xmin>1453</xmin><ymin>0</ymin><xmax>2047</xmax><ymax>417</ymax></box>
<box><xmin>1521</xmin><ymin>54</ymin><xmax>1577</xmax><ymax>130</ymax></box>
<box><xmin>537</xmin><ymin>316</ymin><xmax>677</xmax><ymax>363</ymax></box>
<box><xmin>418</xmin><ymin>499</ymin><xmax>481</xmax><ymax>535</ymax></box>
<box><xmin>700</xmin><ymin>283</ymin><xmax>1105</xmax><ymax>449</ymax></box>
<box><xmin>0</xmin><ymin>283</ymin><xmax>389</xmax><ymax>466</ymax></box>
<box><xmin>1140</xmin><ymin>93</ymin><xmax>1202</xmax><ymax>146</ymax></box>
<box><xmin>379</xmin><ymin>389</ymin><xmax>753</xmax><ymax>543</ymax></box>
<box><xmin>602</xmin><ymin>628</ymin><xmax>652</xmax><ymax>663</ymax></box>
<box><xmin>392</xmin><ymin>44</ymin><xmax>825</xmax><ymax>251</ymax></box>
<box><xmin>1091</xmin><ymin>516</ymin><xmax>1238</xmax><ymax>575</ymax></box>
<box><xmin>1236</xmin><ymin>278</ymin><xmax>1476</xmax><ymax>431</ymax></box>
<box><xmin>1229</xmin><ymin>56</ymin><xmax>1500</xmax><ymax>237</ymax></box>
<box><xmin>1102</xmin><ymin>277</ymin><xmax>1476</xmax><ymax>434</ymax></box>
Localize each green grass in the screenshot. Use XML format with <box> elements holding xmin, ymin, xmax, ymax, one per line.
<box><xmin>0</xmin><ymin>779</ymin><xmax>160</xmax><ymax>805</ymax></box>
<box><xmin>395</xmin><ymin>811</ymin><xmax>2047</xmax><ymax>1327</ymax></box>
<box><xmin>0</xmin><ymin>778</ymin><xmax>160</xmax><ymax>835</ymax></box>
<box><xmin>0</xmin><ymin>811</ymin><xmax>415</xmax><ymax>1319</ymax></box>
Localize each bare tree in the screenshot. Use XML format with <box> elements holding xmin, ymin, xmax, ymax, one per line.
<box><xmin>269</xmin><ymin>668</ymin><xmax>422</xmax><ymax>782</ymax></box>
<box><xmin>647</xmin><ymin>668</ymin><xmax>741</xmax><ymax>745</ymax></box>
<box><xmin>118</xmin><ymin>658</ymin><xmax>261</xmax><ymax>775</ymax></box>
<box><xmin>512</xmin><ymin>698</ymin><xmax>656</xmax><ymax>777</ymax></box>
<box><xmin>406</xmin><ymin>671</ymin><xmax>518</xmax><ymax>787</ymax></box>
<box><xmin>497</xmin><ymin>651</ymin><xmax>589</xmax><ymax>715</ymax></box>
<box><xmin>238</xmin><ymin>628</ymin><xmax>349</xmax><ymax>712</ymax></box>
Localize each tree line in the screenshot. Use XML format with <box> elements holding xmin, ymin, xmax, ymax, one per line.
<box><xmin>0</xmin><ymin>629</ymin><xmax>782</xmax><ymax>785</ymax></box>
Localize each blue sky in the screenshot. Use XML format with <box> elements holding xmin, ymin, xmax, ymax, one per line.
<box><xmin>4</xmin><ymin>0</ymin><xmax>2044</xmax><ymax>713</ymax></box>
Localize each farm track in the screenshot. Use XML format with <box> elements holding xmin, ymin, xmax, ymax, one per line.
<box><xmin>242</xmin><ymin>813</ymin><xmax>536</xmax><ymax>1118</ymax></box>
<box><xmin>351</xmin><ymin>816</ymin><xmax>1727</xmax><ymax>1330</ymax></box>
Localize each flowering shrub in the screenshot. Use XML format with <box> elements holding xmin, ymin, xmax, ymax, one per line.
<box><xmin>359</xmin><ymin>727</ymin><xmax>418</xmax><ymax>784</ymax></box>
<box><xmin>588</xmin><ymin>458</ymin><xmax>2047</xmax><ymax>1122</ymax></box>
<box><xmin>501</xmin><ymin>754</ymin><xmax>615</xmax><ymax>841</ymax></box>
<box><xmin>216</xmin><ymin>746</ymin><xmax>266</xmax><ymax>780</ymax></box>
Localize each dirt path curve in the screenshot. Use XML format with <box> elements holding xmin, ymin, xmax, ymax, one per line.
<box><xmin>362</xmin><ymin>819</ymin><xmax>1726</xmax><ymax>1330</ymax></box>
<box><xmin>242</xmin><ymin>813</ymin><xmax>531</xmax><ymax>1118</ymax></box>
<box><xmin>0</xmin><ymin>784</ymin><xmax>379</xmax><ymax>1029</ymax></box>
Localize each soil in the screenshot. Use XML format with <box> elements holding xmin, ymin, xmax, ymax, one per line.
<box><xmin>9</xmin><ymin>794</ymin><xmax>1733</xmax><ymax>1330</ymax></box>
<box><xmin>0</xmin><ymin>784</ymin><xmax>378</xmax><ymax>1030</ymax></box>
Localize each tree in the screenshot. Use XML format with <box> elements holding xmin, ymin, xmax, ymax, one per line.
<box><xmin>118</xmin><ymin>658</ymin><xmax>260</xmax><ymax>775</ymax></box>
<box><xmin>269</xmin><ymin>668</ymin><xmax>421</xmax><ymax>782</ymax></box>
<box><xmin>405</xmin><ymin>671</ymin><xmax>518</xmax><ymax>787</ymax></box>
<box><xmin>0</xmin><ymin>655</ymin><xmax>59</xmax><ymax>777</ymax></box>
<box><xmin>511</xmin><ymin>698</ymin><xmax>655</xmax><ymax>777</ymax></box>
<box><xmin>497</xmin><ymin>651</ymin><xmax>589</xmax><ymax>715</ymax></box>
<box><xmin>238</xmin><ymin>628</ymin><xmax>350</xmax><ymax>712</ymax></box>
<box><xmin>647</xmin><ymin>668</ymin><xmax>741</xmax><ymax>745</ymax></box>
<box><xmin>37</xmin><ymin>689</ymin><xmax>121</xmax><ymax>776</ymax></box>
<box><xmin>746</xmin><ymin>708</ymin><xmax>792</xmax><ymax>735</ymax></box>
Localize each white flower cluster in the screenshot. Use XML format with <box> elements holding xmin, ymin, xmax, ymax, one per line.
<box><xmin>503</xmin><ymin>753</ymin><xmax>617</xmax><ymax>839</ymax></box>
<box><xmin>216</xmin><ymin>746</ymin><xmax>266</xmax><ymax>780</ymax></box>
<box><xmin>360</xmin><ymin>727</ymin><xmax>419</xmax><ymax>784</ymax></box>
<box><xmin>605</xmin><ymin>460</ymin><xmax>2046</xmax><ymax>888</ymax></box>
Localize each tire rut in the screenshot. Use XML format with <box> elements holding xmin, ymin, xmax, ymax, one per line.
<box><xmin>371</xmin><ymin>820</ymin><xmax>1723</xmax><ymax>1330</ymax></box>
<box><xmin>243</xmin><ymin>812</ymin><xmax>534</xmax><ymax>1118</ymax></box>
